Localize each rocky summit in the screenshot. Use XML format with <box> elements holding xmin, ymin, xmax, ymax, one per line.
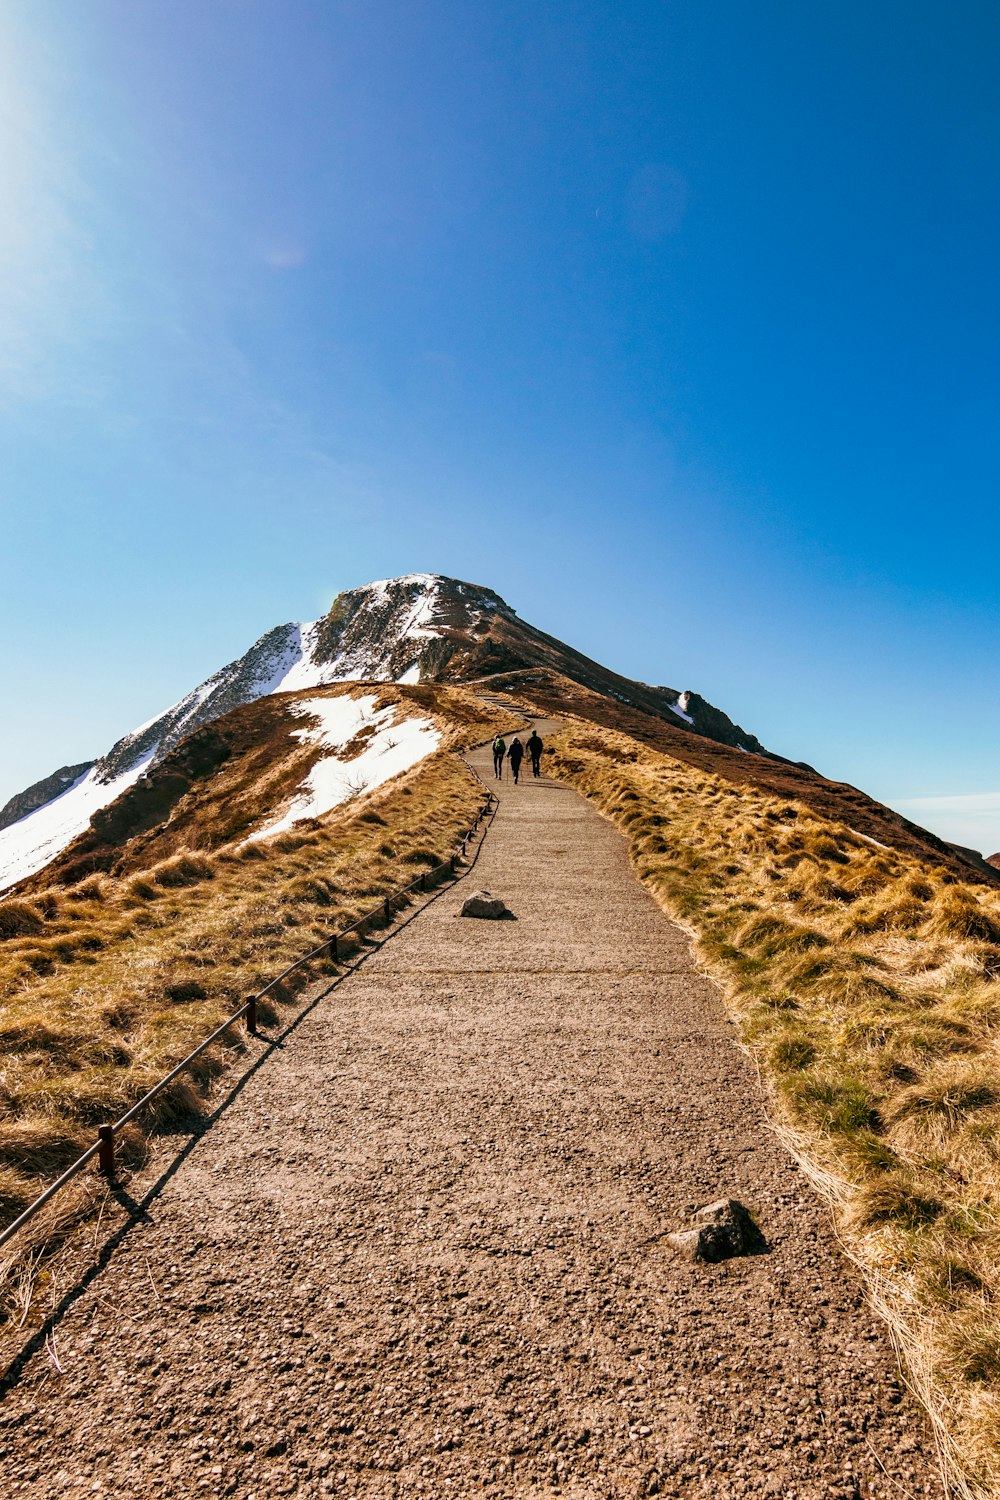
<box><xmin>0</xmin><ymin>574</ymin><xmax>763</xmax><ymax>891</ymax></box>
<box><xmin>94</xmin><ymin>572</ymin><xmax>764</xmax><ymax>788</ymax></box>
<box><xmin>1</xmin><ymin>573</ymin><xmax>996</xmax><ymax>894</ymax></box>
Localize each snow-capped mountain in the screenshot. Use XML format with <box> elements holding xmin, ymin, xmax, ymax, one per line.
<box><xmin>96</xmin><ymin>574</ymin><xmax>471</xmax><ymax>782</ymax></box>
<box><xmin>50</xmin><ymin>572</ymin><xmax>764</xmax><ymax>794</ymax></box>
<box><xmin>0</xmin><ymin>573</ymin><xmax>762</xmax><ymax>891</ymax></box>
<box><xmin>4</xmin><ymin>571</ymin><xmax>998</xmax><ymax>896</ymax></box>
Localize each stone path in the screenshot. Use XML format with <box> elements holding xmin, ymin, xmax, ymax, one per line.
<box><xmin>0</xmin><ymin>733</ymin><xmax>944</xmax><ymax>1498</ymax></box>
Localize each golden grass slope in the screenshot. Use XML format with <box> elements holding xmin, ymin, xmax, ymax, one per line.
<box><xmin>0</xmin><ymin>686</ymin><xmax>517</xmax><ymax>1284</ymax></box>
<box><xmin>544</xmin><ymin>720</ymin><xmax>1000</xmax><ymax>1498</ymax></box>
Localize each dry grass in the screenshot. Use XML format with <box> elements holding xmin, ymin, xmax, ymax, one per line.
<box><xmin>0</xmin><ymin>686</ymin><xmax>516</xmax><ymax>1323</ymax></box>
<box><xmin>544</xmin><ymin>719</ymin><xmax>1000</xmax><ymax>1497</ymax></box>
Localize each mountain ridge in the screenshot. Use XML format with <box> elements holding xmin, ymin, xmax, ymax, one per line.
<box><xmin>94</xmin><ymin>573</ymin><xmax>763</xmax><ymax>787</ymax></box>
<box><xmin>0</xmin><ymin>574</ymin><xmax>763</xmax><ymax>892</ymax></box>
<box><xmin>2</xmin><ymin>572</ymin><xmax>995</xmax><ymax>893</ymax></box>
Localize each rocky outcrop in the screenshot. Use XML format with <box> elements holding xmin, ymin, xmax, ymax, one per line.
<box><xmin>0</xmin><ymin>762</ymin><xmax>95</xmax><ymax>832</ymax></box>
<box><xmin>677</xmin><ymin>691</ymin><xmax>764</xmax><ymax>753</ymax></box>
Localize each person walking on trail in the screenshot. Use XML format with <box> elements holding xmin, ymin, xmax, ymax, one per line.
<box><xmin>507</xmin><ymin>736</ymin><xmax>524</xmax><ymax>785</ymax></box>
<box><xmin>492</xmin><ymin>735</ymin><xmax>506</xmax><ymax>779</ymax></box>
<box><xmin>526</xmin><ymin>729</ymin><xmax>544</xmax><ymax>778</ymax></box>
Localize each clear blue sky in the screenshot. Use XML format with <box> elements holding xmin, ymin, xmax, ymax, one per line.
<box><xmin>2</xmin><ymin>2</ymin><xmax>999</xmax><ymax>850</ymax></box>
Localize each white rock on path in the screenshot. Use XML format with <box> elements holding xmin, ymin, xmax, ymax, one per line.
<box><xmin>460</xmin><ymin>890</ymin><xmax>513</xmax><ymax>919</ymax></box>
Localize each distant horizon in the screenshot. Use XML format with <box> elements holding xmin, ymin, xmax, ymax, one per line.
<box><xmin>2</xmin><ymin>4</ymin><xmax>998</xmax><ymax>855</ymax></box>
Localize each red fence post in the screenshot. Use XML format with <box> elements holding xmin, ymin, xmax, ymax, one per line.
<box><xmin>97</xmin><ymin>1125</ymin><xmax>115</xmax><ymax>1178</ymax></box>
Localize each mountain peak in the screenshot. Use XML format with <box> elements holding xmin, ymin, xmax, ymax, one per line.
<box><xmin>327</xmin><ymin>573</ymin><xmax>515</xmax><ymax>625</ymax></box>
<box><xmin>0</xmin><ymin>571</ymin><xmax>759</xmax><ymax>890</ymax></box>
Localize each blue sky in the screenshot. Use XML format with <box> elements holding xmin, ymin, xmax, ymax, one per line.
<box><xmin>2</xmin><ymin>1</ymin><xmax>999</xmax><ymax>851</ymax></box>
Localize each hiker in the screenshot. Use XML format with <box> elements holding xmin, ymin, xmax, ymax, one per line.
<box><xmin>492</xmin><ymin>734</ymin><xmax>506</xmax><ymax>778</ymax></box>
<box><xmin>507</xmin><ymin>736</ymin><xmax>524</xmax><ymax>784</ymax></box>
<box><xmin>527</xmin><ymin>729</ymin><xmax>543</xmax><ymax>777</ymax></box>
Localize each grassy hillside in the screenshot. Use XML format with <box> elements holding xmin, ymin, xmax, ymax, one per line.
<box><xmin>544</xmin><ymin>718</ymin><xmax>1000</xmax><ymax>1497</ymax></box>
<box><xmin>487</xmin><ymin>667</ymin><xmax>999</xmax><ymax>886</ymax></box>
<box><xmin>0</xmin><ymin>685</ymin><xmax>516</xmax><ymax>1314</ymax></box>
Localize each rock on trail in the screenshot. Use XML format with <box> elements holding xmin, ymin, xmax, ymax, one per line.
<box><xmin>460</xmin><ymin>890</ymin><xmax>515</xmax><ymax>919</ymax></box>
<box><xmin>666</xmin><ymin>1199</ymin><xmax>767</xmax><ymax>1263</ymax></box>
<box><xmin>0</xmin><ymin>724</ymin><xmax>943</xmax><ymax>1498</ymax></box>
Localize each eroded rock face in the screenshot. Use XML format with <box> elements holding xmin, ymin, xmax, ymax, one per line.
<box><xmin>667</xmin><ymin>1198</ymin><xmax>766</xmax><ymax>1262</ymax></box>
<box><xmin>460</xmin><ymin>890</ymin><xmax>514</xmax><ymax>919</ymax></box>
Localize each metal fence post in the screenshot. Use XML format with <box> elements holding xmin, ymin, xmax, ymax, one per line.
<box><xmin>246</xmin><ymin>996</ymin><xmax>258</xmax><ymax>1037</ymax></box>
<box><xmin>384</xmin><ymin>897</ymin><xmax>391</xmax><ymax>924</ymax></box>
<box><xmin>97</xmin><ymin>1125</ymin><xmax>115</xmax><ymax>1178</ymax></box>
<box><xmin>330</xmin><ymin>935</ymin><xmax>339</xmax><ymax>962</ymax></box>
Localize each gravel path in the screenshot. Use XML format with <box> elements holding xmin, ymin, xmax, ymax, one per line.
<box><xmin>0</xmin><ymin>733</ymin><xmax>944</xmax><ymax>1499</ymax></box>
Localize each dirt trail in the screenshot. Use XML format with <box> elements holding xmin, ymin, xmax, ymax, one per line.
<box><xmin>0</xmin><ymin>732</ymin><xmax>943</xmax><ymax>1499</ymax></box>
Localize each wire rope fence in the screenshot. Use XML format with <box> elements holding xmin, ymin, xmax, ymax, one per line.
<box><xmin>0</xmin><ymin>745</ymin><xmax>502</xmax><ymax>1254</ymax></box>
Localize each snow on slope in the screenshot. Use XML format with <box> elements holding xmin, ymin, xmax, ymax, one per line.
<box><xmin>97</xmin><ymin>576</ymin><xmax>452</xmax><ymax>783</ymax></box>
<box><xmin>667</xmin><ymin>691</ymin><xmax>694</xmax><ymax>725</ymax></box>
<box><xmin>0</xmin><ymin>577</ymin><xmax>456</xmax><ymax>892</ymax></box>
<box><xmin>0</xmin><ymin>751</ymin><xmax>158</xmax><ymax>893</ymax></box>
<box><xmin>250</xmin><ymin>694</ymin><xmax>440</xmax><ymax>841</ymax></box>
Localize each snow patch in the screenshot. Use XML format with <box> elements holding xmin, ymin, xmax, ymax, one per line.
<box><xmin>0</xmin><ymin>751</ymin><xmax>158</xmax><ymax>893</ymax></box>
<box><xmin>264</xmin><ymin>622</ymin><xmax>343</xmax><ymax>694</ymax></box>
<box><xmin>849</xmin><ymin>828</ymin><xmax>889</xmax><ymax>849</ymax></box>
<box><xmin>667</xmin><ymin>692</ymin><xmax>694</xmax><ymax>725</ymax></box>
<box><xmin>364</xmin><ymin>572</ymin><xmax>439</xmax><ymax>594</ymax></box>
<box><xmin>396</xmin><ymin>578</ymin><xmax>441</xmax><ymax>640</ymax></box>
<box><xmin>250</xmin><ymin>695</ymin><xmax>440</xmax><ymax>841</ymax></box>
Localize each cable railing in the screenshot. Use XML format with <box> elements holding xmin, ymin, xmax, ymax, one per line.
<box><xmin>0</xmin><ymin>748</ymin><xmax>500</xmax><ymax>1254</ymax></box>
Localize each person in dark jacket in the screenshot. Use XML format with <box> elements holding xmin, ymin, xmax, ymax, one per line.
<box><xmin>507</xmin><ymin>736</ymin><xmax>524</xmax><ymax>784</ymax></box>
<box><xmin>526</xmin><ymin>730</ymin><xmax>543</xmax><ymax>777</ymax></box>
<box><xmin>492</xmin><ymin>735</ymin><xmax>506</xmax><ymax>779</ymax></box>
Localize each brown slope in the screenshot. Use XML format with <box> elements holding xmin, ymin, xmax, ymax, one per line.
<box><xmin>14</xmin><ymin>684</ymin><xmax>494</xmax><ymax>894</ymax></box>
<box><xmin>410</xmin><ymin>578</ymin><xmax>765</xmax><ymax>752</ymax></box>
<box><xmin>487</xmin><ymin>666</ymin><xmax>1000</xmax><ymax>887</ymax></box>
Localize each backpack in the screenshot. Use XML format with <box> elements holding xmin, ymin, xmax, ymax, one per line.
<box><xmin>493</xmin><ymin>737</ymin><xmax>505</xmax><ymax>753</ymax></box>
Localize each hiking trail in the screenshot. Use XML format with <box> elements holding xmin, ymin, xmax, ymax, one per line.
<box><xmin>0</xmin><ymin>729</ymin><xmax>943</xmax><ymax>1498</ymax></box>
